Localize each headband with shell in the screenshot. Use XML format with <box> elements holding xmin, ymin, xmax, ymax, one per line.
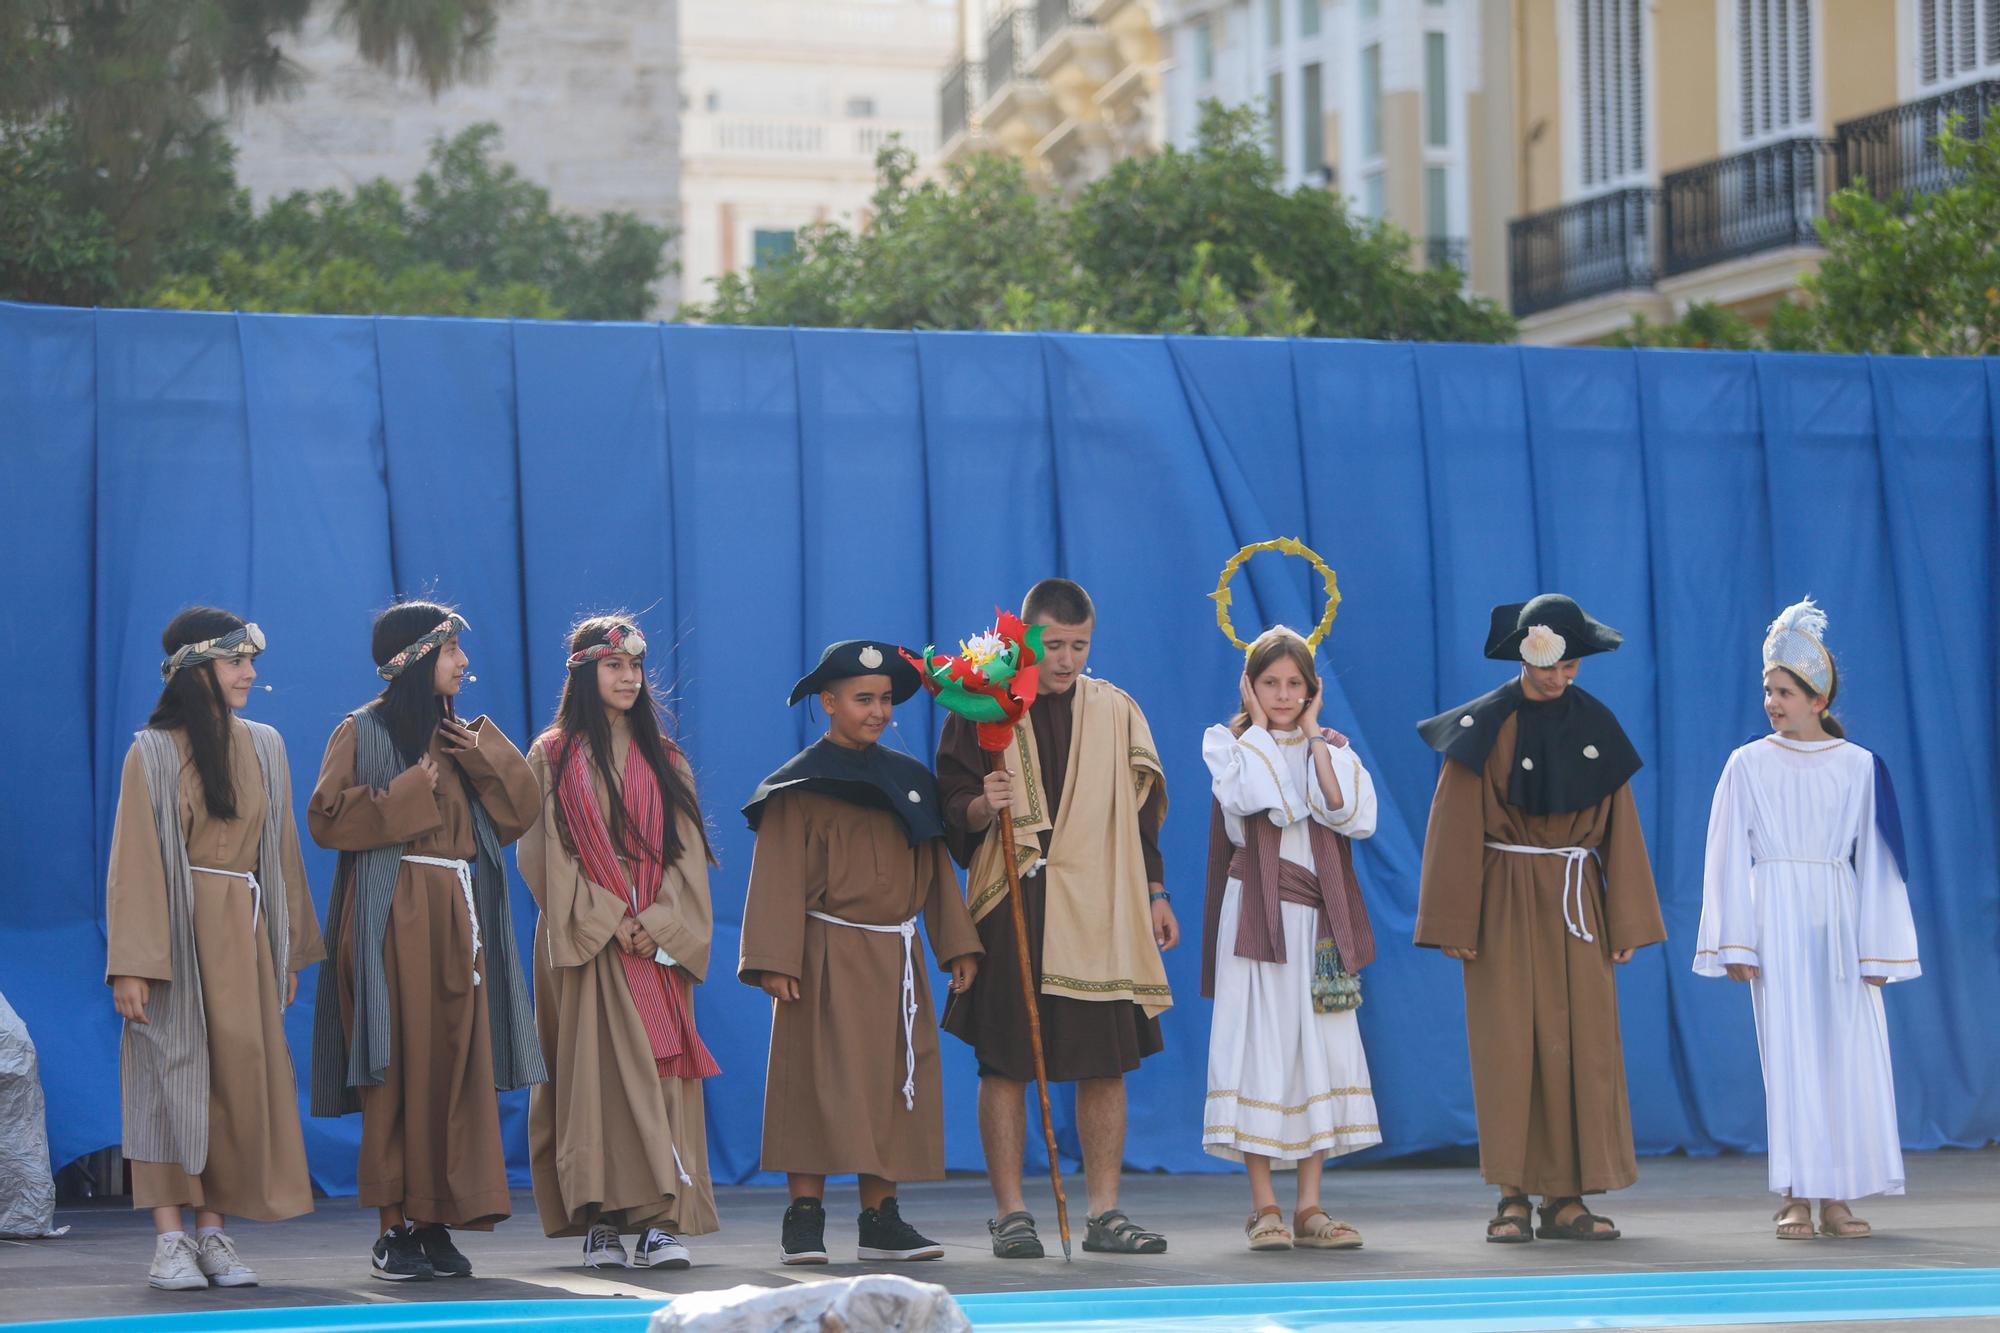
<box><xmin>378</xmin><ymin>613</ymin><xmax>470</xmax><ymax>681</ymax></box>
<box><xmin>162</xmin><ymin>623</ymin><xmax>266</xmax><ymax>682</ymax></box>
<box><xmin>568</xmin><ymin>621</ymin><xmax>647</xmax><ymax>669</ymax></box>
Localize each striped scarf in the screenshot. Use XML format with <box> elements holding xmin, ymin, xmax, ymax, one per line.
<box><xmin>553</xmin><ymin>737</ymin><xmax>717</xmax><ymax>1079</ymax></box>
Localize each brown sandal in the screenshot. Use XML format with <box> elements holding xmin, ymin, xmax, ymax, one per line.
<box><xmin>1774</xmin><ymin>1199</ymin><xmax>1815</xmax><ymax>1240</ymax></box>
<box><xmin>1245</xmin><ymin>1205</ymin><xmax>1292</xmax><ymax>1251</ymax></box>
<box><xmin>1536</xmin><ymin>1197</ymin><xmax>1621</xmax><ymax>1241</ymax></box>
<box><xmin>1486</xmin><ymin>1194</ymin><xmax>1534</xmax><ymax>1244</ymax></box>
<box><xmin>1818</xmin><ymin>1201</ymin><xmax>1872</xmax><ymax>1239</ymax></box>
<box><xmin>1293</xmin><ymin>1208</ymin><xmax>1363</xmax><ymax>1250</ymax></box>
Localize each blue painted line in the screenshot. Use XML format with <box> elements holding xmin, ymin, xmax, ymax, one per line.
<box><xmin>19</xmin><ymin>1269</ymin><xmax>2000</xmax><ymax>1333</ymax></box>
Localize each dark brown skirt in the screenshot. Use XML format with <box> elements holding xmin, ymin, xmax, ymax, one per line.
<box><xmin>941</xmin><ymin>867</ymin><xmax>1163</xmax><ymax>1083</ymax></box>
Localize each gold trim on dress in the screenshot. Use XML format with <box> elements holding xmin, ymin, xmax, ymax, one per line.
<box><xmin>1202</xmin><ymin>1125</ymin><xmax>1380</xmax><ymax>1151</ymax></box>
<box><xmin>1206</xmin><ymin>1088</ymin><xmax>1371</xmax><ymax>1113</ymax></box>
<box><xmin>1760</xmin><ymin>735</ymin><xmax>1848</xmax><ymax>754</ymax></box>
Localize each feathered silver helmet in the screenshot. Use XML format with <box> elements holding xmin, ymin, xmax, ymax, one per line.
<box><xmin>1763</xmin><ymin>597</ymin><xmax>1833</xmax><ymax>698</ymax></box>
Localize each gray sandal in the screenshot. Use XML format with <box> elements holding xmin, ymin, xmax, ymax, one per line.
<box><xmin>1083</xmin><ymin>1209</ymin><xmax>1167</xmax><ymax>1254</ymax></box>
<box><xmin>989</xmin><ymin>1210</ymin><xmax>1044</xmax><ymax>1259</ymax></box>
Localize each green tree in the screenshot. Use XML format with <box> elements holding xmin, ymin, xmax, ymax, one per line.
<box><xmin>0</xmin><ymin>119</ymin><xmax>122</xmax><ymax>305</ymax></box>
<box><xmin>1</xmin><ymin>0</ymin><xmax>501</xmax><ymax>296</ymax></box>
<box><xmin>685</xmin><ymin>102</ymin><xmax>1514</xmax><ymax>342</ymax></box>
<box><xmin>144</xmin><ymin>124</ymin><xmax>673</xmax><ymax>320</ymax></box>
<box><xmin>1615</xmin><ymin>117</ymin><xmax>2000</xmax><ymax>355</ymax></box>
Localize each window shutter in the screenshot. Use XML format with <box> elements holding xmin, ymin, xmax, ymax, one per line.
<box><xmin>1921</xmin><ymin>0</ymin><xmax>1939</xmax><ymax>85</ymax></box>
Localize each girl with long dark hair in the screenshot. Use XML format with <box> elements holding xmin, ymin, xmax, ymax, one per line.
<box><xmin>306</xmin><ymin>600</ymin><xmax>544</xmax><ymax>1282</ymax></box>
<box><xmin>520</xmin><ymin>614</ymin><xmax>721</xmax><ymax>1269</ymax></box>
<box><xmin>106</xmin><ymin>607</ymin><xmax>324</xmax><ymax>1290</ymax></box>
<box><xmin>1695</xmin><ymin>599</ymin><xmax>1918</xmax><ymax>1240</ymax></box>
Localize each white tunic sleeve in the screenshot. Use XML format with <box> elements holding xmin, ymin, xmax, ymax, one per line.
<box><xmin>1694</xmin><ymin>749</ymin><xmax>1760</xmax><ymax>977</ymax></box>
<box><xmin>1854</xmin><ymin>756</ymin><xmax>1920</xmax><ymax>982</ymax></box>
<box><xmin>1203</xmin><ymin>723</ymin><xmax>1305</xmax><ymax>826</ymax></box>
<box><xmin>1307</xmin><ymin>741</ymin><xmax>1378</xmax><ymax>841</ymax></box>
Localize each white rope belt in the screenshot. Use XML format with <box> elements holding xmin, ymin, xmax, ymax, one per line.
<box><xmin>1754</xmin><ymin>856</ymin><xmax>1856</xmax><ymax>980</ymax></box>
<box><xmin>189</xmin><ymin>866</ymin><xmax>261</xmax><ymax>931</ymax></box>
<box><xmin>807</xmin><ymin>910</ymin><xmax>918</xmax><ymax>1110</ymax></box>
<box><xmin>1485</xmin><ymin>842</ymin><xmax>1601</xmax><ymax>943</ymax></box>
<box><xmin>402</xmin><ymin>855</ymin><xmax>482</xmax><ymax>985</ymax></box>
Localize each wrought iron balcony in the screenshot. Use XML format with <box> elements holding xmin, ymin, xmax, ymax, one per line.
<box><xmin>1836</xmin><ymin>79</ymin><xmax>2000</xmax><ymax>201</ymax></box>
<box><xmin>1661</xmin><ymin>136</ymin><xmax>1837</xmax><ymax>277</ymax></box>
<box><xmin>986</xmin><ymin>6</ymin><xmax>1038</xmax><ymax>91</ymax></box>
<box><xmin>940</xmin><ymin>59</ymin><xmax>983</xmax><ymax>145</ymax></box>
<box><xmin>1507</xmin><ymin>188</ymin><xmax>1658</xmax><ymax>318</ymax></box>
<box><xmin>1424</xmin><ymin>237</ymin><xmax>1469</xmax><ymax>274</ymax></box>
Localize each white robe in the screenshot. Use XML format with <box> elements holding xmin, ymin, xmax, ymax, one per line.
<box><xmin>1201</xmin><ymin>724</ymin><xmax>1382</xmax><ymax>1164</ymax></box>
<box><xmin>1694</xmin><ymin>735</ymin><xmax>1919</xmax><ymax>1200</ymax></box>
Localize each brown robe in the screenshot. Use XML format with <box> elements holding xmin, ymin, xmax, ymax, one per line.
<box><xmin>739</xmin><ymin>789</ymin><xmax>981</xmax><ymax>1180</ymax></box>
<box><xmin>107</xmin><ymin>720</ymin><xmax>325</xmax><ymax>1220</ymax></box>
<box><xmin>522</xmin><ymin>731</ymin><xmax>719</xmax><ymax>1238</ymax></box>
<box><xmin>937</xmin><ymin>686</ymin><xmax>1166</xmax><ymax>1082</ymax></box>
<box><xmin>308</xmin><ymin>714</ymin><xmax>540</xmax><ymax>1229</ymax></box>
<box><xmin>1414</xmin><ymin>711</ymin><xmax>1666</xmax><ymax>1197</ymax></box>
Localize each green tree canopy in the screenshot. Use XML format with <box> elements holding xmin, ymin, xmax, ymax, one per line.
<box><xmin>687</xmin><ymin>103</ymin><xmax>1514</xmax><ymax>342</ymax></box>
<box><xmin>1615</xmin><ymin>116</ymin><xmax>2000</xmax><ymax>356</ymax></box>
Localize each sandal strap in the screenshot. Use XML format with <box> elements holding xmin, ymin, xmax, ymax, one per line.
<box><xmin>1092</xmin><ymin>1210</ymin><xmax>1165</xmax><ymax>1242</ymax></box>
<box><xmin>991</xmin><ymin>1211</ymin><xmax>1038</xmax><ymax>1237</ymax></box>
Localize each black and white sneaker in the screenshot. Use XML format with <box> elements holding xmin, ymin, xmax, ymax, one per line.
<box><xmin>582</xmin><ymin>1222</ymin><xmax>629</xmax><ymax>1269</ymax></box>
<box><xmin>780</xmin><ymin>1196</ymin><xmax>829</xmax><ymax>1265</ymax></box>
<box><xmin>857</xmin><ymin>1197</ymin><xmax>944</xmax><ymax>1261</ymax></box>
<box><xmin>370</xmin><ymin>1225</ymin><xmax>435</xmax><ymax>1282</ymax></box>
<box><xmin>411</xmin><ymin>1223</ymin><xmax>472</xmax><ymax>1278</ymax></box>
<box><xmin>634</xmin><ymin>1227</ymin><xmax>691</xmax><ymax>1270</ymax></box>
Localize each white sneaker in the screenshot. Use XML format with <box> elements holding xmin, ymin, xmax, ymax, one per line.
<box><xmin>634</xmin><ymin>1228</ymin><xmax>691</xmax><ymax>1270</ymax></box>
<box><xmin>582</xmin><ymin>1222</ymin><xmax>629</xmax><ymax>1269</ymax></box>
<box><xmin>193</xmin><ymin>1231</ymin><xmax>259</xmax><ymax>1288</ymax></box>
<box><xmin>148</xmin><ymin>1234</ymin><xmax>208</xmax><ymax>1291</ymax></box>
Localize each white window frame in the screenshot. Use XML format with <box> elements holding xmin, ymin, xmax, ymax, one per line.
<box><xmin>1721</xmin><ymin>0</ymin><xmax>1822</xmax><ymax>148</ymax></box>
<box><xmin>1558</xmin><ymin>0</ymin><xmax>1655</xmax><ymax>198</ymax></box>
<box><xmin>1421</xmin><ymin>17</ymin><xmax>1469</xmax><ymax>251</ymax></box>
<box><xmin>1905</xmin><ymin>0</ymin><xmax>2000</xmax><ymax>94</ymax></box>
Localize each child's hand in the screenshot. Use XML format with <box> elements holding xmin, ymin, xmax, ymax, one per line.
<box><xmin>1863</xmin><ymin>975</ymin><xmax>1887</xmax><ymax>987</ymax></box>
<box><xmin>1442</xmin><ymin>945</ymin><xmax>1477</xmax><ymax>962</ymax></box>
<box><xmin>285</xmin><ymin>972</ymin><xmax>299</xmax><ymax>1008</ymax></box>
<box><xmin>1151</xmin><ymin>892</ymin><xmax>1180</xmax><ymax>951</ymax></box>
<box><xmin>1612</xmin><ymin>948</ymin><xmax>1634</xmax><ymax>965</ymax></box>
<box><xmin>112</xmin><ymin>975</ymin><xmax>151</xmax><ymax>1024</ymax></box>
<box><xmin>1725</xmin><ymin>962</ymin><xmax>1760</xmax><ymax>982</ymax></box>
<box><xmin>1239</xmin><ymin>672</ymin><xmax>1268</xmax><ymax>732</ymax></box>
<box><xmin>759</xmin><ymin>972</ymin><xmax>801</xmax><ymax>1002</ymax></box>
<box><xmin>1299</xmin><ymin>677</ymin><xmax>1323</xmax><ymax>733</ymax></box>
<box><xmin>628</xmin><ymin>923</ymin><xmax>658</xmax><ymax>957</ymax></box>
<box><xmin>948</xmin><ymin>954</ymin><xmax>979</xmax><ymax>992</ymax></box>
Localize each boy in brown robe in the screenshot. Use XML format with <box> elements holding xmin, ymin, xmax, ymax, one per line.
<box><xmin>1414</xmin><ymin>594</ymin><xmax>1666</xmax><ymax>1244</ymax></box>
<box><xmin>739</xmin><ymin>639</ymin><xmax>981</xmax><ymax>1266</ymax></box>
<box><xmin>937</xmin><ymin>578</ymin><xmax>1180</xmax><ymax>1259</ymax></box>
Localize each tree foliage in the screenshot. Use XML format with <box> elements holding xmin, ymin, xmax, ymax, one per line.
<box><xmin>1616</xmin><ymin>117</ymin><xmax>2000</xmax><ymax>356</ymax></box>
<box><xmin>145</xmin><ymin>125</ymin><xmax>672</xmax><ymax>319</ymax></box>
<box><xmin>687</xmin><ymin>103</ymin><xmax>1514</xmax><ymax>342</ymax></box>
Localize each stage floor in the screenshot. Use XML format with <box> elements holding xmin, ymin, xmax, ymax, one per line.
<box><xmin>2</xmin><ymin>1150</ymin><xmax>1995</xmax><ymax>1330</ymax></box>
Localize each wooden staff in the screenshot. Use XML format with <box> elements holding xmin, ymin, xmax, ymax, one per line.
<box><xmin>988</xmin><ymin>748</ymin><xmax>1072</xmax><ymax>1262</ymax></box>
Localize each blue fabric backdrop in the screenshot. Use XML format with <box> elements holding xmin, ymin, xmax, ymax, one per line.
<box><xmin>3</xmin><ymin>301</ymin><xmax>1995</xmax><ymax>1197</ymax></box>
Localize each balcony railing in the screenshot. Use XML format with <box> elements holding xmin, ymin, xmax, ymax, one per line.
<box><xmin>1424</xmin><ymin>236</ymin><xmax>1470</xmax><ymax>274</ymax></box>
<box><xmin>1035</xmin><ymin>0</ymin><xmax>1093</xmax><ymax>47</ymax></box>
<box><xmin>1661</xmin><ymin>136</ymin><xmax>1837</xmax><ymax>277</ymax></box>
<box><xmin>985</xmin><ymin>6</ymin><xmax>1037</xmax><ymax>92</ymax></box>
<box><xmin>1508</xmin><ymin>188</ymin><xmax>1658</xmax><ymax>318</ymax></box>
<box><xmin>941</xmin><ymin>59</ymin><xmax>983</xmax><ymax>144</ymax></box>
<box><xmin>1836</xmin><ymin>79</ymin><xmax>2000</xmax><ymax>201</ymax></box>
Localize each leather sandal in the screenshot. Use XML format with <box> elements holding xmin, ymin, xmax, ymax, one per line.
<box><xmin>988</xmin><ymin>1210</ymin><xmax>1044</xmax><ymax>1259</ymax></box>
<box><xmin>1084</xmin><ymin>1209</ymin><xmax>1168</xmax><ymax>1254</ymax></box>
<box><xmin>1818</xmin><ymin>1201</ymin><xmax>1872</xmax><ymax>1239</ymax></box>
<box><xmin>1244</xmin><ymin>1205</ymin><xmax>1292</xmax><ymax>1251</ymax></box>
<box><xmin>1774</xmin><ymin>1199</ymin><xmax>1815</xmax><ymax>1241</ymax></box>
<box><xmin>1535</xmin><ymin>1197</ymin><xmax>1621</xmax><ymax>1241</ymax></box>
<box><xmin>1293</xmin><ymin>1207</ymin><xmax>1362</xmax><ymax>1250</ymax></box>
<box><xmin>1486</xmin><ymin>1194</ymin><xmax>1534</xmax><ymax>1244</ymax></box>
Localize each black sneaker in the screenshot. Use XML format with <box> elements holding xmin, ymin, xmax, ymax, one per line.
<box><xmin>858</xmin><ymin>1196</ymin><xmax>944</xmax><ymax>1261</ymax></box>
<box><xmin>780</xmin><ymin>1196</ymin><xmax>829</xmax><ymax>1265</ymax></box>
<box><xmin>370</xmin><ymin>1225</ymin><xmax>435</xmax><ymax>1282</ymax></box>
<box><xmin>410</xmin><ymin>1223</ymin><xmax>473</xmax><ymax>1278</ymax></box>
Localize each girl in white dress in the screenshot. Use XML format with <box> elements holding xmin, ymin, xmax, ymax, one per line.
<box><xmin>1201</xmin><ymin>627</ymin><xmax>1382</xmax><ymax>1252</ymax></box>
<box><xmin>1694</xmin><ymin>599</ymin><xmax>1919</xmax><ymax>1241</ymax></box>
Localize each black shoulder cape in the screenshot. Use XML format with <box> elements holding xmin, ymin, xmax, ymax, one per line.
<box><xmin>742</xmin><ymin>736</ymin><xmax>944</xmax><ymax>846</ymax></box>
<box><xmin>1418</xmin><ymin>678</ymin><xmax>1642</xmax><ymax>816</ymax></box>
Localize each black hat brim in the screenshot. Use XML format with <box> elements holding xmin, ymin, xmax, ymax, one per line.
<box><xmin>787</xmin><ymin>645</ymin><xmax>923</xmax><ymax>707</ymax></box>
<box><xmin>1483</xmin><ymin>599</ymin><xmax>1624</xmax><ymax>662</ymax></box>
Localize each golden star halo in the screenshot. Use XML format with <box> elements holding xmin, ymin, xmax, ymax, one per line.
<box><xmin>1209</xmin><ymin>537</ymin><xmax>1341</xmax><ymax>655</ymax></box>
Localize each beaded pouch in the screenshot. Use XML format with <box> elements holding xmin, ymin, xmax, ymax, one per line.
<box><xmin>1312</xmin><ymin>936</ymin><xmax>1362</xmax><ymax>1013</ymax></box>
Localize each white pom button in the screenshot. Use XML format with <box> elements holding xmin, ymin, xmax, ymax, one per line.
<box><xmin>907</xmin><ymin>790</ymin><xmax>922</xmax><ymax>803</ymax></box>
<box><xmin>1583</xmin><ymin>745</ymin><xmax>1600</xmax><ymax>759</ymax></box>
<box><xmin>1459</xmin><ymin>715</ymin><xmax>1475</xmax><ymax>728</ymax></box>
<box><xmin>1520</xmin><ymin>757</ymin><xmax>1535</xmax><ymax>770</ymax></box>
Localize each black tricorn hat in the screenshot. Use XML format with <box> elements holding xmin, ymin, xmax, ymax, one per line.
<box><xmin>787</xmin><ymin>639</ymin><xmax>923</xmax><ymax>706</ymax></box>
<box><xmin>1483</xmin><ymin>594</ymin><xmax>1623</xmax><ymax>663</ymax></box>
